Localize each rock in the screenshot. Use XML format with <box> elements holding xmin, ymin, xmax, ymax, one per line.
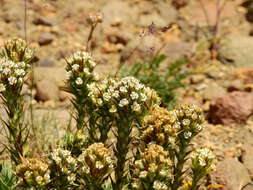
<box><xmin>38</xmin><ymin>32</ymin><xmax>55</xmax><ymax>46</ymax></box>
<box><xmin>211</xmin><ymin>158</ymin><xmax>251</xmax><ymax>190</ymax></box>
<box><xmin>161</xmin><ymin>42</ymin><xmax>193</xmax><ymax>61</ymax></box>
<box><xmin>208</xmin><ymin>91</ymin><xmax>253</xmax><ymax>124</ymax></box>
<box><xmin>245</xmin><ymin>1</ymin><xmax>253</xmax><ymax>22</ymax></box>
<box><xmin>172</xmin><ymin>0</ymin><xmax>190</xmax><ymax>9</ymax></box>
<box><xmin>33</xmin><ymin>16</ymin><xmax>58</xmax><ymax>26</ymax></box>
<box><xmin>219</xmin><ymin>35</ymin><xmax>253</xmax><ymax>67</ymax></box>
<box><xmin>103</xmin><ymin>26</ymin><xmax>132</xmax><ymax>45</ymax></box>
<box><xmin>201</xmin><ymin>82</ymin><xmax>227</xmax><ymax>101</ymax></box>
<box><xmin>155</xmin><ymin>1</ymin><xmax>178</xmax><ymax>23</ymax></box>
<box><xmin>37</xmin><ymin>57</ymin><xmax>55</xmax><ymax>67</ymax></box>
<box><xmin>34</xmin><ymin>67</ymin><xmax>66</xmax><ymax>87</ymax></box>
<box><xmin>102</xmin><ymin>0</ymin><xmax>138</xmax><ymax>26</ymax></box>
<box><xmin>190</xmin><ymin>74</ymin><xmax>206</xmax><ymax>84</ymax></box>
<box><xmin>224</xmin><ymin>79</ymin><xmax>244</xmax><ymax>92</ymax></box>
<box><xmin>242</xmin><ymin>145</ymin><xmax>253</xmax><ymax>180</ymax></box>
<box><xmin>35</xmin><ymin>80</ymin><xmax>59</xmax><ymax>102</ymax></box>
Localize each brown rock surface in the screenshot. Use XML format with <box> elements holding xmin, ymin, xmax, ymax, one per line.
<box><xmin>208</xmin><ymin>91</ymin><xmax>253</xmax><ymax>124</ymax></box>
<box><xmin>36</xmin><ymin>80</ymin><xmax>59</xmax><ymax>102</ymax></box>
<box><xmin>211</xmin><ymin>158</ymin><xmax>251</xmax><ymax>190</ymax></box>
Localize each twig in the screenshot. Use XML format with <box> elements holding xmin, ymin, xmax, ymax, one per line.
<box><xmin>86</xmin><ymin>24</ymin><xmax>97</xmax><ymax>52</ymax></box>
<box><xmin>24</xmin><ymin>0</ymin><xmax>27</xmax><ymax>41</ymax></box>
<box><xmin>198</xmin><ymin>0</ymin><xmax>211</xmax><ymax>29</ymax></box>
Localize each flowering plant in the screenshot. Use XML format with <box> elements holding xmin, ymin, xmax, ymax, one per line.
<box><xmin>0</xmin><ymin>38</ymin><xmax>35</xmax><ymax>164</ymax></box>
<box><xmin>0</xmin><ymin>37</ymin><xmax>216</xmax><ymax>190</ymax></box>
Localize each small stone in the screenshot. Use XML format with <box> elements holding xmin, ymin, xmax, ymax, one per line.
<box><xmin>38</xmin><ymin>32</ymin><xmax>55</xmax><ymax>46</ymax></box>
<box><xmin>190</xmin><ymin>74</ymin><xmax>206</xmax><ymax>84</ymax></box>
<box><xmin>211</xmin><ymin>158</ymin><xmax>251</xmax><ymax>190</ymax></box>
<box><xmin>36</xmin><ymin>80</ymin><xmax>59</xmax><ymax>102</ymax></box>
<box><xmin>242</xmin><ymin>145</ymin><xmax>253</xmax><ymax>180</ymax></box>
<box><xmin>201</xmin><ymin>82</ymin><xmax>227</xmax><ymax>101</ymax></box>
<box><xmin>38</xmin><ymin>57</ymin><xmax>55</xmax><ymax>67</ymax></box>
<box><xmin>33</xmin><ymin>16</ymin><xmax>58</xmax><ymax>26</ymax></box>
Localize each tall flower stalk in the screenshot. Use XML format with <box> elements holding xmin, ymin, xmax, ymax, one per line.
<box><xmin>0</xmin><ymin>38</ymin><xmax>34</xmax><ymax>164</ymax></box>
<box><xmin>87</xmin><ymin>76</ymin><xmax>160</xmax><ymax>189</ymax></box>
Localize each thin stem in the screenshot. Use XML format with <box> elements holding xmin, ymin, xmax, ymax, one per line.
<box><xmin>198</xmin><ymin>0</ymin><xmax>211</xmax><ymax>29</ymax></box>
<box><xmin>24</xmin><ymin>0</ymin><xmax>27</xmax><ymax>41</ymax></box>
<box><xmin>86</xmin><ymin>24</ymin><xmax>97</xmax><ymax>52</ymax></box>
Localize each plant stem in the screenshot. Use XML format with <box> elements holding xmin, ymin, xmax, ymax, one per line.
<box><xmin>114</xmin><ymin>116</ymin><xmax>132</xmax><ymax>190</ymax></box>
<box><xmin>172</xmin><ymin>140</ymin><xmax>188</xmax><ymax>190</ymax></box>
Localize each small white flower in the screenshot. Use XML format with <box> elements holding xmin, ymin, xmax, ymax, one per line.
<box><xmin>3</xmin><ymin>68</ymin><xmax>11</xmax><ymax>75</ymax></box>
<box><xmin>93</xmin><ymin>72</ymin><xmax>99</xmax><ymax>80</ymax></box>
<box><xmin>111</xmin><ymin>90</ymin><xmax>119</xmax><ymax>98</ymax></box>
<box><xmin>109</xmin><ymin>105</ymin><xmax>117</xmax><ymax>113</ymax></box>
<box><xmin>8</xmin><ymin>76</ymin><xmax>17</xmax><ymax>85</ymax></box>
<box><xmin>132</xmin><ymin>102</ymin><xmax>141</xmax><ymax>112</ymax></box>
<box><xmin>97</xmin><ymin>98</ymin><xmax>103</xmax><ymax>106</ymax></box>
<box><xmin>67</xmin><ymin>173</ymin><xmax>76</xmax><ymax>182</ymax></box>
<box><xmin>119</xmin><ymin>86</ymin><xmax>127</xmax><ymax>93</ymax></box>
<box><xmin>72</xmin><ymin>64</ymin><xmax>79</xmax><ymax>71</ymax></box>
<box><xmin>35</xmin><ymin>176</ymin><xmax>43</xmax><ymax>185</ymax></box>
<box><xmin>119</xmin><ymin>98</ymin><xmax>129</xmax><ymax>107</ymax></box>
<box><xmin>83</xmin><ymin>68</ymin><xmax>90</xmax><ymax>75</ymax></box>
<box><xmin>15</xmin><ymin>69</ymin><xmax>25</xmax><ymax>76</ymax></box>
<box><xmin>130</xmin><ymin>91</ymin><xmax>139</xmax><ymax>100</ymax></box>
<box><xmin>140</xmin><ymin>93</ymin><xmax>147</xmax><ymax>102</ymax></box>
<box><xmin>184</xmin><ymin>131</ymin><xmax>192</xmax><ymax>139</ymax></box>
<box><xmin>103</xmin><ymin>92</ymin><xmax>111</xmax><ymax>102</ymax></box>
<box><xmin>75</xmin><ymin>77</ymin><xmax>83</xmax><ymax>85</ymax></box>
<box><xmin>66</xmin><ymin>71</ymin><xmax>72</xmax><ymax>79</ymax></box>
<box><xmin>139</xmin><ymin>171</ymin><xmax>148</xmax><ymax>178</ymax></box>
<box><xmin>0</xmin><ymin>84</ymin><xmax>6</xmax><ymax>92</ymax></box>
<box><xmin>95</xmin><ymin>161</ymin><xmax>104</xmax><ymax>169</ymax></box>
<box><xmin>182</xmin><ymin>119</ymin><xmax>190</xmax><ymax>126</ymax></box>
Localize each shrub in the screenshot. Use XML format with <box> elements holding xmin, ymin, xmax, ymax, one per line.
<box><xmin>119</xmin><ymin>55</ymin><xmax>189</xmax><ymax>109</ymax></box>
<box><xmin>0</xmin><ymin>38</ymin><xmax>215</xmax><ymax>190</ymax></box>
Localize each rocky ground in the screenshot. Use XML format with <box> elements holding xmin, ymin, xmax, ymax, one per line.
<box><xmin>1</xmin><ymin>0</ymin><xmax>253</xmax><ymax>189</ymax></box>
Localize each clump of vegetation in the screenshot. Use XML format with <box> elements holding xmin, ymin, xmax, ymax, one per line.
<box><xmin>0</xmin><ymin>35</ymin><xmax>215</xmax><ymax>189</ymax></box>
<box><xmin>119</xmin><ymin>55</ymin><xmax>189</xmax><ymax>109</ymax></box>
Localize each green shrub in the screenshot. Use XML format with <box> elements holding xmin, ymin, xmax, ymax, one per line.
<box><xmin>119</xmin><ymin>55</ymin><xmax>189</xmax><ymax>109</ymax></box>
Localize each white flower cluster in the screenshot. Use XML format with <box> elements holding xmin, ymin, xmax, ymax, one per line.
<box><xmin>4</xmin><ymin>38</ymin><xmax>34</xmax><ymax>61</ymax></box>
<box><xmin>65</xmin><ymin>51</ymin><xmax>99</xmax><ymax>86</ymax></box>
<box><xmin>173</xmin><ymin>104</ymin><xmax>205</xmax><ymax>139</ymax></box>
<box><xmin>131</xmin><ymin>144</ymin><xmax>172</xmax><ymax>189</ymax></box>
<box><xmin>0</xmin><ymin>57</ymin><xmax>30</xmax><ymax>91</ymax></box>
<box><xmin>50</xmin><ymin>147</ymin><xmax>77</xmax><ymax>183</ymax></box>
<box><xmin>88</xmin><ymin>76</ymin><xmax>160</xmax><ymax>115</ymax></box>
<box><xmin>78</xmin><ymin>143</ymin><xmax>114</xmax><ymax>175</ymax></box>
<box><xmin>190</xmin><ymin>147</ymin><xmax>216</xmax><ymax>169</ymax></box>
<box><xmin>153</xmin><ymin>180</ymin><xmax>168</xmax><ymax>190</ymax></box>
<box><xmin>16</xmin><ymin>158</ymin><xmax>51</xmax><ymax>187</ymax></box>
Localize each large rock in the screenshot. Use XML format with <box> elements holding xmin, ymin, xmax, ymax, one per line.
<box><xmin>219</xmin><ymin>35</ymin><xmax>253</xmax><ymax>67</ymax></box>
<box><xmin>36</xmin><ymin>80</ymin><xmax>59</xmax><ymax>102</ymax></box>
<box><xmin>242</xmin><ymin>145</ymin><xmax>253</xmax><ymax>180</ymax></box>
<box><xmin>33</xmin><ymin>16</ymin><xmax>58</xmax><ymax>26</ymax></box>
<box><xmin>201</xmin><ymin>82</ymin><xmax>227</xmax><ymax>101</ymax></box>
<box><xmin>102</xmin><ymin>1</ymin><xmax>138</xmax><ymax>26</ymax></box>
<box><xmin>38</xmin><ymin>32</ymin><xmax>55</xmax><ymax>46</ymax></box>
<box><xmin>211</xmin><ymin>158</ymin><xmax>251</xmax><ymax>190</ymax></box>
<box><xmin>208</xmin><ymin>91</ymin><xmax>253</xmax><ymax>124</ymax></box>
<box><xmin>34</xmin><ymin>67</ymin><xmax>66</xmax><ymax>87</ymax></box>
